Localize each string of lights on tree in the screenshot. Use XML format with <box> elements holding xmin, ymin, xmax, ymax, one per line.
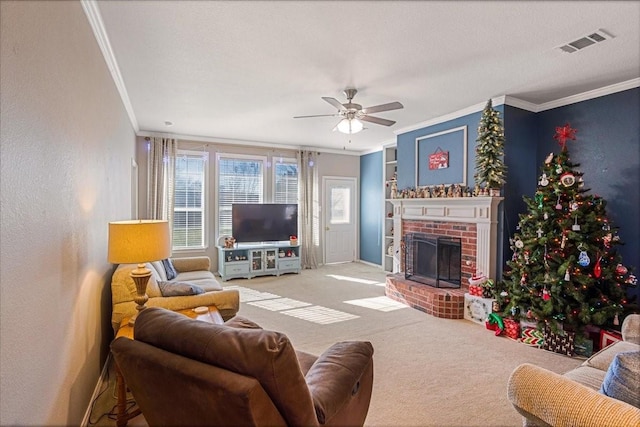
<box><xmin>474</xmin><ymin>99</ymin><xmax>507</xmax><ymax>191</ymax></box>
<box><xmin>497</xmin><ymin>124</ymin><xmax>636</xmax><ymax>334</ymax></box>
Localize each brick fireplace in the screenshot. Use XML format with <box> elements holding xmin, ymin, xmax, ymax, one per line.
<box><xmin>385</xmin><ymin>196</ymin><xmax>502</xmax><ymax>318</ymax></box>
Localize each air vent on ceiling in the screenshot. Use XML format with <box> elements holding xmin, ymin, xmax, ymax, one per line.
<box><xmin>557</xmin><ymin>29</ymin><xmax>615</xmax><ymax>53</ymax></box>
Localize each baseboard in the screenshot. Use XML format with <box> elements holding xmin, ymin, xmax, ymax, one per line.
<box><xmin>356</xmin><ymin>259</ymin><xmax>384</xmax><ymax>269</ymax></box>
<box><xmin>80</xmin><ymin>353</ymin><xmax>112</xmax><ymax>427</ymax></box>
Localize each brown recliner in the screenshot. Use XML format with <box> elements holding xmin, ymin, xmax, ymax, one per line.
<box><xmin>111</xmin><ymin>307</ymin><xmax>374</xmax><ymax>426</ymax></box>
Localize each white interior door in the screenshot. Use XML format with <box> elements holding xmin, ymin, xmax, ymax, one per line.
<box><xmin>324</xmin><ymin>177</ymin><xmax>356</xmax><ymax>264</ymax></box>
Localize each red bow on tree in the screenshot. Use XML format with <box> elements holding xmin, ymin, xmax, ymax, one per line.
<box><xmin>554</xmin><ymin>123</ymin><xmax>577</xmax><ymax>150</ymax></box>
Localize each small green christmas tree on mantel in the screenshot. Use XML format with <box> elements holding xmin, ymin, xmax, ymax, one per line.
<box><xmin>474</xmin><ymin>100</ymin><xmax>507</xmax><ymax>194</ymax></box>
<box><xmin>501</xmin><ymin>124</ymin><xmax>636</xmax><ymax>333</ymax></box>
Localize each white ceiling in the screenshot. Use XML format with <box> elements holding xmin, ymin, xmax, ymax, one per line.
<box><xmin>91</xmin><ymin>1</ymin><xmax>640</xmax><ymax>153</ymax></box>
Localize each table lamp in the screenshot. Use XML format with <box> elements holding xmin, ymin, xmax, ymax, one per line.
<box><xmin>108</xmin><ymin>220</ymin><xmax>170</xmax><ymax>325</ymax></box>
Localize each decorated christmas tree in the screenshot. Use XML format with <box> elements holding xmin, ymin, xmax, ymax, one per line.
<box><xmin>500</xmin><ymin>124</ymin><xmax>636</xmax><ymax>333</ymax></box>
<box><xmin>474</xmin><ymin>100</ymin><xmax>507</xmax><ymax>192</ymax></box>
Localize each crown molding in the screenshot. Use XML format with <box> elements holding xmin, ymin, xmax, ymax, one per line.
<box><xmin>137</xmin><ymin>130</ymin><xmax>362</xmax><ymax>156</ymax></box>
<box><xmin>535</xmin><ymin>78</ymin><xmax>640</xmax><ymax>112</ymax></box>
<box><xmin>81</xmin><ymin>0</ymin><xmax>139</xmax><ymax>132</ymax></box>
<box><xmin>394</xmin><ymin>96</ymin><xmax>507</xmax><ymax>135</ymax></box>
<box><xmin>394</xmin><ymin>78</ymin><xmax>640</xmax><ymax>137</ymax></box>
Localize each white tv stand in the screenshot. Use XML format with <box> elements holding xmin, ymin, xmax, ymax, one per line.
<box><xmin>217</xmin><ymin>242</ymin><xmax>301</xmax><ymax>281</ymax></box>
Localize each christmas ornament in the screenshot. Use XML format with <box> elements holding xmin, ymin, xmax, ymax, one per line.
<box><xmin>570</xmin><ymin>201</ymin><xmax>579</xmax><ymax>211</ymax></box>
<box><xmin>578</xmin><ymin>248</ymin><xmax>590</xmax><ymax>267</ymax></box>
<box><xmin>560</xmin><ymin>172</ymin><xmax>576</xmax><ymax>187</ymax></box>
<box><xmin>556</xmin><ymin>165</ymin><xmax>563</xmax><ymax>174</ymax></box>
<box><xmin>535</xmin><ymin>193</ymin><xmax>543</xmax><ymax>209</ymax></box>
<box><xmin>564</xmin><ymin>269</ymin><xmax>570</xmax><ymax>281</ymax></box>
<box><xmin>500</xmin><ymin>291</ymin><xmax>508</xmax><ymax>297</ymax></box>
<box><xmin>554</xmin><ymin>123</ymin><xmax>578</xmax><ymax>150</ymax></box>
<box><xmin>616</xmin><ymin>264</ymin><xmax>628</xmax><ymax>275</ymax></box>
<box><xmin>613</xmin><ymin>313</ymin><xmax>619</xmax><ymax>326</ymax></box>
<box><xmin>539</xmin><ymin>173</ymin><xmax>549</xmax><ymax>186</ymax></box>
<box><xmin>603</xmin><ymin>233</ymin><xmax>612</xmax><ymax>248</ymax></box>
<box><xmin>514</xmin><ymin>238</ymin><xmax>524</xmax><ymax>249</ymax></box>
<box><xmin>627</xmin><ymin>274</ymin><xmax>638</xmax><ymax>286</ymax></box>
<box><xmin>536</xmin><ymin>228</ymin><xmax>543</xmax><ymax>238</ymax></box>
<box><xmin>561</xmin><ymin>233</ymin><xmax>567</xmax><ymax>249</ymax></box>
<box><xmin>572</xmin><ymin>216</ymin><xmax>581</xmax><ymax>231</ymax></box>
<box><xmin>542</xmin><ymin>288</ymin><xmax>550</xmax><ymax>301</ymax></box>
<box><xmin>544</xmin><ymin>212</ymin><xmax>549</xmax><ymax>220</ymax></box>
<box><xmin>545</xmin><ymin>153</ymin><xmax>554</xmax><ymax>164</ymax></box>
<box><xmin>594</xmin><ymin>255</ymin><xmax>602</xmax><ymax>278</ymax></box>
<box><xmin>555</xmin><ymin>195</ymin><xmax>562</xmax><ymax>210</ymax></box>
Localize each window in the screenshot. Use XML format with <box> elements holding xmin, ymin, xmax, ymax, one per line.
<box><xmin>173</xmin><ymin>151</ymin><xmax>207</xmax><ymax>250</ymax></box>
<box><xmin>329</xmin><ymin>186</ymin><xmax>351</xmax><ymax>224</ymax></box>
<box><xmin>217</xmin><ymin>155</ymin><xmax>265</xmax><ymax>237</ymax></box>
<box><xmin>216</xmin><ymin>155</ymin><xmax>299</xmax><ymax>240</ymax></box>
<box><xmin>274</xmin><ymin>161</ymin><xmax>298</xmax><ymax>204</ymax></box>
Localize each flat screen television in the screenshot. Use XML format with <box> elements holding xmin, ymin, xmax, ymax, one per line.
<box><xmin>232</xmin><ymin>203</ymin><xmax>298</xmax><ymax>243</ymax></box>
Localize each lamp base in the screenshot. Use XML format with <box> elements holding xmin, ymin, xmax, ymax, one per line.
<box><xmin>128</xmin><ymin>263</ymin><xmax>152</xmax><ymax>326</ymax></box>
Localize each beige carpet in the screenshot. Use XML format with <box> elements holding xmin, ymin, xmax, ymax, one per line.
<box><xmin>88</xmin><ymin>262</ymin><xmax>583</xmax><ymax>427</ymax></box>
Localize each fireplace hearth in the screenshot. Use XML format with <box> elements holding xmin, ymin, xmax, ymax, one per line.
<box><xmin>404</xmin><ymin>233</ymin><xmax>461</xmax><ymax>288</ymax></box>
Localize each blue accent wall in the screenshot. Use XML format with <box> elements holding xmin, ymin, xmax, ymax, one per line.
<box><xmin>502</xmin><ymin>105</ymin><xmax>539</xmax><ymax>277</ymax></box>
<box><xmin>360</xmin><ymin>150</ymin><xmax>383</xmax><ymax>265</ymax></box>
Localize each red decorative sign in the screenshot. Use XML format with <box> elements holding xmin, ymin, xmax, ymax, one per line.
<box><xmin>429</xmin><ymin>148</ymin><xmax>449</xmax><ymax>170</ymax></box>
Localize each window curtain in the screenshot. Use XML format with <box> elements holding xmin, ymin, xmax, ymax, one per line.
<box><xmin>299</xmin><ymin>150</ymin><xmax>318</xmax><ymax>269</ymax></box>
<box><xmin>147</xmin><ymin>137</ymin><xmax>177</xmax><ymax>225</ymax></box>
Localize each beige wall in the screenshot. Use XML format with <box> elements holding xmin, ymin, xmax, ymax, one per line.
<box><xmin>0</xmin><ymin>2</ymin><xmax>135</xmax><ymax>425</ymax></box>
<box><xmin>136</xmin><ymin>139</ymin><xmax>360</xmax><ymax>271</ymax></box>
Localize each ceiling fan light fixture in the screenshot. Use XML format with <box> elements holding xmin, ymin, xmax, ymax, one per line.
<box><xmin>337</xmin><ymin>118</ymin><xmax>363</xmax><ymax>134</ymax></box>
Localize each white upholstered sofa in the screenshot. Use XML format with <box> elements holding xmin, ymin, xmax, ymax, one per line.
<box><xmin>110</xmin><ymin>256</ymin><xmax>239</xmax><ymax>332</ymax></box>
<box><xmin>508</xmin><ymin>314</ymin><xmax>640</xmax><ymax>426</ymax></box>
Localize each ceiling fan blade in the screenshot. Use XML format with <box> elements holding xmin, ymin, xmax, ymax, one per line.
<box><xmin>360</xmin><ymin>115</ymin><xmax>396</xmax><ymax>127</ymax></box>
<box><xmin>293</xmin><ymin>114</ymin><xmax>340</xmax><ymax>119</ymax></box>
<box><xmin>362</xmin><ymin>101</ymin><xmax>404</xmax><ymax>114</ymax></box>
<box><xmin>322</xmin><ymin>97</ymin><xmax>347</xmax><ymax>111</ymax></box>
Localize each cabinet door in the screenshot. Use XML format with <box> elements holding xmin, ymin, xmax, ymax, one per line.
<box><xmin>264</xmin><ymin>249</ymin><xmax>277</xmax><ymax>271</ymax></box>
<box><xmin>250</xmin><ymin>249</ymin><xmax>263</xmax><ymax>272</ymax></box>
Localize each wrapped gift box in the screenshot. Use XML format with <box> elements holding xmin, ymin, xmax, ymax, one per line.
<box><xmin>521</xmin><ymin>326</ymin><xmax>544</xmax><ymax>347</ymax></box>
<box><xmin>574</xmin><ymin>337</ymin><xmax>594</xmax><ymax>357</ymax></box>
<box><xmin>464</xmin><ymin>293</ymin><xmax>494</xmax><ymax>324</ymax></box>
<box><xmin>504</xmin><ymin>318</ymin><xmax>521</xmax><ymax>340</ymax></box>
<box><xmin>600</xmin><ymin>329</ymin><xmax>622</xmax><ymax>349</ymax></box>
<box><xmin>544</xmin><ymin>326</ymin><xmax>575</xmax><ymax>356</ymax></box>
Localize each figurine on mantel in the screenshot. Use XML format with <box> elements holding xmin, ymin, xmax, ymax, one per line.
<box><xmin>396</xmin><ymin>184</ymin><xmax>477</xmax><ymax>199</ymax></box>
<box><xmin>453</xmin><ymin>184</ymin><xmax>462</xmax><ymax>198</ymax></box>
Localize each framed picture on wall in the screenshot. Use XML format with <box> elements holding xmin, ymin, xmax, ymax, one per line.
<box><xmin>415</xmin><ymin>125</ymin><xmax>467</xmax><ymax>187</ymax></box>
<box><xmin>428</xmin><ymin>148</ymin><xmax>449</xmax><ymax>170</ymax></box>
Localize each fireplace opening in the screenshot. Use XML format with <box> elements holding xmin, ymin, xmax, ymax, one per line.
<box><xmin>404</xmin><ymin>233</ymin><xmax>461</xmax><ymax>288</ymax></box>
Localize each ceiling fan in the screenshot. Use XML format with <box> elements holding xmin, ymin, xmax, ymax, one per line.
<box><xmin>294</xmin><ymin>89</ymin><xmax>403</xmax><ymax>134</ymax></box>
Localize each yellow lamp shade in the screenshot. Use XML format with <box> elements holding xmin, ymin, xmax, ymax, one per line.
<box><xmin>108</xmin><ymin>220</ymin><xmax>171</xmax><ymax>264</ymax></box>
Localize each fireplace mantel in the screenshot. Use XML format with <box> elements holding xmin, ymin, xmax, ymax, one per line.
<box><xmin>389</xmin><ymin>196</ymin><xmax>503</xmax><ymax>279</ymax></box>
